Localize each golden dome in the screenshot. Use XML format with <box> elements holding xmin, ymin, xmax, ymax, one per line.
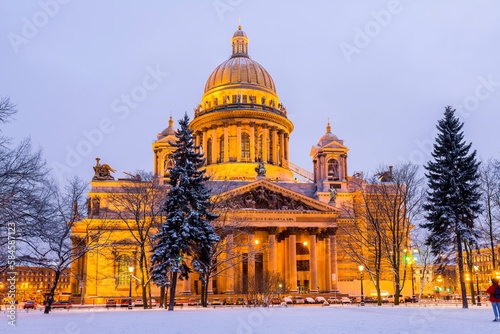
<box><xmin>204</xmin><ymin>57</ymin><xmax>276</xmax><ymax>93</ymax></box>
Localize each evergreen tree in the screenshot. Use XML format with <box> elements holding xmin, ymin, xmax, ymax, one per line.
<box><xmin>151</xmin><ymin>112</ymin><xmax>219</xmax><ymax>311</ymax></box>
<box><xmin>422</xmin><ymin>106</ymin><xmax>481</xmax><ymax>309</ymax></box>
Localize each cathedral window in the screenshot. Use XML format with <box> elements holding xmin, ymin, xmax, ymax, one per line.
<box><xmin>232</xmin><ymin>95</ymin><xmax>237</xmax><ymax>103</ymax></box>
<box><xmin>241</xmin><ymin>133</ymin><xmax>250</xmax><ymax>161</ymax></box>
<box><xmin>116</xmin><ymin>254</ymin><xmax>130</xmax><ymax>286</ymax></box>
<box><xmin>242</xmin><ymin>95</ymin><xmax>247</xmax><ymax>103</ymax></box>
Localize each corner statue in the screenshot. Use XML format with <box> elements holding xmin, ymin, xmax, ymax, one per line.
<box><xmin>255</xmin><ymin>160</ymin><xmax>266</xmax><ymax>177</ymax></box>
<box><xmin>329</xmin><ymin>188</ymin><xmax>337</xmax><ymax>204</ymax></box>
<box><xmin>92</xmin><ymin>158</ymin><xmax>116</xmax><ymax>181</ymax></box>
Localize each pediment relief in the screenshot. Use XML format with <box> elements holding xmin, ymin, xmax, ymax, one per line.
<box><xmin>224</xmin><ymin>186</ymin><xmax>319</xmax><ymax>211</ymax></box>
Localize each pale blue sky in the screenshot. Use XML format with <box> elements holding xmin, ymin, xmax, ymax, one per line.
<box><xmin>2</xmin><ymin>0</ymin><xmax>500</xmax><ymax>183</ymax></box>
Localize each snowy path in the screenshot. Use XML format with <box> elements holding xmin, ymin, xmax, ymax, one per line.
<box><xmin>1</xmin><ymin>305</ymin><xmax>496</xmax><ymax>334</ymax></box>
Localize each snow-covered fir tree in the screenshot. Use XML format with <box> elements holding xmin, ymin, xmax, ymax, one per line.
<box><xmin>150</xmin><ymin>112</ymin><xmax>219</xmax><ymax>311</ymax></box>
<box><xmin>422</xmin><ymin>106</ymin><xmax>482</xmax><ymax>309</ymax></box>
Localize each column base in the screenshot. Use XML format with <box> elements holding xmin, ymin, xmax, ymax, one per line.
<box><xmin>224</xmin><ymin>290</ymin><xmax>234</xmax><ymax>294</ymax></box>
<box><xmin>181</xmin><ymin>291</ymin><xmax>192</xmax><ymax>295</ymax></box>
<box><xmin>289</xmin><ymin>290</ymin><xmax>298</xmax><ymax>294</ymax></box>
<box><xmin>207</xmin><ymin>291</ymin><xmax>214</xmax><ymax>295</ymax></box>
<box><xmin>310</xmin><ymin>290</ymin><xmax>319</xmax><ymax>294</ymax></box>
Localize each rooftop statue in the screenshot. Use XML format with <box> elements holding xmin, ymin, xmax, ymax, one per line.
<box><xmin>92</xmin><ymin>158</ymin><xmax>116</xmax><ymax>181</ymax></box>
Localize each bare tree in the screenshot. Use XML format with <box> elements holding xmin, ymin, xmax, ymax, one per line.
<box><xmin>106</xmin><ymin>172</ymin><xmax>167</xmax><ymax>309</ymax></box>
<box><xmin>19</xmin><ymin>177</ymin><xmax>113</xmax><ymax>314</ymax></box>
<box><xmin>478</xmin><ymin>159</ymin><xmax>500</xmax><ymax>270</ymax></box>
<box><xmin>0</xmin><ymin>96</ymin><xmax>16</xmax><ymax>124</ymax></box>
<box><xmin>375</xmin><ymin>163</ymin><xmax>424</xmax><ymax>305</ymax></box>
<box><xmin>339</xmin><ymin>176</ymin><xmax>388</xmax><ymax>306</ymax></box>
<box><xmin>410</xmin><ymin>230</ymin><xmax>438</xmax><ymax>303</ymax></box>
<box><xmin>245</xmin><ymin>270</ymin><xmax>286</xmax><ymax>307</ymax></box>
<box><xmin>0</xmin><ymin>97</ymin><xmax>49</xmax><ymax>270</ymax></box>
<box><xmin>339</xmin><ymin>163</ymin><xmax>424</xmax><ymax>305</ymax></box>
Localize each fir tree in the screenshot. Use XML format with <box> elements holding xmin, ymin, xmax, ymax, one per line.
<box><xmin>151</xmin><ymin>112</ymin><xmax>219</xmax><ymax>311</ymax></box>
<box><xmin>422</xmin><ymin>106</ymin><xmax>482</xmax><ymax>309</ymax></box>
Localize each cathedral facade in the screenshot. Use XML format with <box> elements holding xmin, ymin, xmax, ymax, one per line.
<box><xmin>72</xmin><ymin>26</ymin><xmax>411</xmax><ymax>302</ymax></box>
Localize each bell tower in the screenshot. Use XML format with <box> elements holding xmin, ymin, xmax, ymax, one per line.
<box><xmin>310</xmin><ymin>120</ymin><xmax>349</xmax><ymax>198</ymax></box>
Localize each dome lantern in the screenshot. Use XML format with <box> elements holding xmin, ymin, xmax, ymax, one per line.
<box><xmin>231</xmin><ymin>25</ymin><xmax>249</xmax><ymax>57</ymax></box>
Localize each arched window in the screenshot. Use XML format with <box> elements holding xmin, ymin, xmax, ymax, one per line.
<box><xmin>207</xmin><ymin>138</ymin><xmax>213</xmax><ymax>164</ymax></box>
<box><xmin>328</xmin><ymin>159</ymin><xmax>339</xmax><ymax>181</ymax></box>
<box><xmin>116</xmin><ymin>254</ymin><xmax>130</xmax><ymax>285</ymax></box>
<box><xmin>241</xmin><ymin>133</ymin><xmax>250</xmax><ymax>161</ymax></box>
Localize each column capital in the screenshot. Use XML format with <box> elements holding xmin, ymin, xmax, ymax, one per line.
<box><xmin>223</xmin><ymin>122</ymin><xmax>229</xmax><ymax>128</ymax></box>
<box><xmin>307</xmin><ymin>227</ymin><xmax>319</xmax><ymax>235</ymax></box>
<box><xmin>326</xmin><ymin>227</ymin><xmax>338</xmax><ymax>236</ymax></box>
<box><xmin>277</xmin><ymin>129</ymin><xmax>284</xmax><ymax>135</ymax></box>
<box><xmin>211</xmin><ymin>124</ymin><xmax>217</xmax><ymax>130</ymax></box>
<box><xmin>236</xmin><ymin>121</ymin><xmax>242</xmax><ymax>127</ymax></box>
<box><xmin>287</xmin><ymin>227</ymin><xmax>298</xmax><ymax>235</ymax></box>
<box><xmin>284</xmin><ymin>133</ymin><xmax>289</xmax><ymax>138</ymax></box>
<box><xmin>244</xmin><ymin>226</ymin><xmax>256</xmax><ymax>234</ymax></box>
<box><xmin>267</xmin><ymin>226</ymin><xmax>278</xmax><ymax>235</ymax></box>
<box><xmin>271</xmin><ymin>126</ymin><xmax>278</xmax><ymax>131</ymax></box>
<box><xmin>250</xmin><ymin>121</ymin><xmax>255</xmax><ymax>128</ymax></box>
<box><xmin>262</xmin><ymin>123</ymin><xmax>268</xmax><ymax>129</ymax></box>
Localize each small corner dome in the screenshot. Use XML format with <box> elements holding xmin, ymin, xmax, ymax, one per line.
<box><xmin>317</xmin><ymin>121</ymin><xmax>339</xmax><ymax>147</ymax></box>
<box><xmin>158</xmin><ymin>117</ymin><xmax>176</xmax><ymax>139</ymax></box>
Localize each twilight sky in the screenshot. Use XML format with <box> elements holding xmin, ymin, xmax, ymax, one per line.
<box><xmin>2</xmin><ymin>0</ymin><xmax>500</xmax><ymax>184</ymax></box>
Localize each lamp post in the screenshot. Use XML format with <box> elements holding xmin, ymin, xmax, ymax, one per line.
<box><xmin>474</xmin><ymin>266</ymin><xmax>481</xmax><ymax>306</ymax></box>
<box><xmin>128</xmin><ymin>266</ymin><xmax>134</xmax><ymax>310</ymax></box>
<box><xmin>359</xmin><ymin>265</ymin><xmax>364</xmax><ymax>306</ymax></box>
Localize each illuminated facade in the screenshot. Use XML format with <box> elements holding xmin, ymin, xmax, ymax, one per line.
<box><xmin>72</xmin><ymin>26</ymin><xmax>413</xmax><ymax>302</ymax></box>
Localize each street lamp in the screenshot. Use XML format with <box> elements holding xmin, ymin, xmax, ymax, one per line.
<box><xmin>359</xmin><ymin>265</ymin><xmax>364</xmax><ymax>306</ymax></box>
<box><xmin>474</xmin><ymin>265</ymin><xmax>481</xmax><ymax>306</ymax></box>
<box><xmin>437</xmin><ymin>275</ymin><xmax>443</xmax><ymax>301</ymax></box>
<box><xmin>128</xmin><ymin>266</ymin><xmax>134</xmax><ymax>310</ymax></box>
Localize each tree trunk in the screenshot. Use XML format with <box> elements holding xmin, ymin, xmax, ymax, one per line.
<box><xmin>146</xmin><ymin>268</ymin><xmax>152</xmax><ymax>309</ymax></box>
<box><xmin>159</xmin><ymin>286</ymin><xmax>165</xmax><ymax>308</ymax></box>
<box><xmin>464</xmin><ymin>242</ymin><xmax>476</xmax><ymax>305</ymax></box>
<box><xmin>168</xmin><ymin>273</ymin><xmax>177</xmax><ymax>311</ymax></box>
<box><xmin>376</xmin><ymin>271</ymin><xmax>381</xmax><ymax>306</ymax></box>
<box><xmin>44</xmin><ymin>270</ymin><xmax>61</xmax><ymax>314</ymax></box>
<box><xmin>140</xmin><ymin>254</ymin><xmax>148</xmax><ymax>309</ymax></box>
<box><xmin>164</xmin><ymin>284</ymin><xmax>169</xmax><ymax>308</ymax></box>
<box><xmin>200</xmin><ymin>280</ymin><xmax>206</xmax><ymax>307</ymax></box>
<box><xmin>488</xmin><ymin>200</ymin><xmax>497</xmax><ymax>271</ymax></box>
<box><xmin>456</xmin><ymin>235</ymin><xmax>468</xmax><ymax>309</ymax></box>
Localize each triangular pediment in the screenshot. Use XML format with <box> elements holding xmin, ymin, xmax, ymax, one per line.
<box><xmin>217</xmin><ymin>179</ymin><xmax>339</xmax><ymax>213</ymax></box>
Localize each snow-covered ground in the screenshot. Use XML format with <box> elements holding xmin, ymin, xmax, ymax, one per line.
<box><xmin>1</xmin><ymin>305</ymin><xmax>497</xmax><ymax>334</ymax></box>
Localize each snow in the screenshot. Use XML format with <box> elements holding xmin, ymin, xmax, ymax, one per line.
<box><xmin>2</xmin><ymin>305</ymin><xmax>497</xmax><ymax>334</ymax></box>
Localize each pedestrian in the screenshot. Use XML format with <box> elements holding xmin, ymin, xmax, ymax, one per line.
<box><xmin>486</xmin><ymin>278</ymin><xmax>500</xmax><ymax>322</ymax></box>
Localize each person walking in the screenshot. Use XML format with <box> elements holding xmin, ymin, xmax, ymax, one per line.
<box><xmin>486</xmin><ymin>278</ymin><xmax>500</xmax><ymax>322</ymax></box>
